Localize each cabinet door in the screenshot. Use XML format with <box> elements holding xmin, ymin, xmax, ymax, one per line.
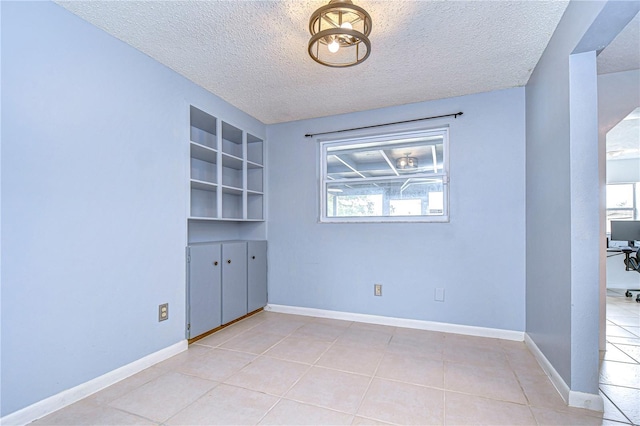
<box><xmin>187</xmin><ymin>244</ymin><xmax>222</xmax><ymax>338</ymax></box>
<box><xmin>247</xmin><ymin>241</ymin><xmax>267</xmax><ymax>312</ymax></box>
<box><xmin>221</xmin><ymin>242</ymin><xmax>248</xmax><ymax>324</ymax></box>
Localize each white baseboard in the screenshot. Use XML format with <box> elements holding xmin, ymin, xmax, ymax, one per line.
<box><xmin>266</xmin><ymin>304</ymin><xmax>525</xmax><ymax>341</ymax></box>
<box><xmin>524</xmin><ymin>333</ymin><xmax>571</xmax><ymax>401</ymax></box>
<box><xmin>568</xmin><ymin>390</ymin><xmax>604</xmax><ymax>412</ymax></box>
<box><xmin>1</xmin><ymin>340</ymin><xmax>188</xmax><ymax>426</ymax></box>
<box><xmin>524</xmin><ymin>333</ymin><xmax>603</xmax><ymax>412</ymax></box>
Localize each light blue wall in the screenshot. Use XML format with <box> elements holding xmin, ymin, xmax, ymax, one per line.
<box><xmin>267</xmin><ymin>88</ymin><xmax>526</xmax><ymax>331</ymax></box>
<box><xmin>525</xmin><ymin>0</ymin><xmax>604</xmax><ymax>389</ymax></box>
<box><xmin>568</xmin><ymin>50</ymin><xmax>600</xmax><ymax>393</ymax></box>
<box><xmin>1</xmin><ymin>1</ymin><xmax>265</xmax><ymax>416</ymax></box>
<box><xmin>525</xmin><ymin>0</ymin><xmax>638</xmax><ymax>394</ymax></box>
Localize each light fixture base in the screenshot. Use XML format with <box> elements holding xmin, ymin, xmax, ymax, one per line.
<box><xmin>308</xmin><ymin>0</ymin><xmax>372</xmax><ymax>68</ymax></box>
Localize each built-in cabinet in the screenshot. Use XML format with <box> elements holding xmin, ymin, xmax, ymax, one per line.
<box><xmin>186</xmin><ymin>243</ymin><xmax>222</xmax><ymax>338</ymax></box>
<box><xmin>220</xmin><ymin>242</ymin><xmax>248</xmax><ymax>324</ymax></box>
<box><xmin>186</xmin><ymin>240</ymin><xmax>267</xmax><ymax>339</ymax></box>
<box><xmin>189</xmin><ymin>106</ymin><xmax>264</xmax><ymax>221</ymax></box>
<box><xmin>187</xmin><ymin>104</ymin><xmax>267</xmax><ymax>340</ymax></box>
<box><xmin>248</xmin><ymin>240</ymin><xmax>268</xmax><ymax>312</ymax></box>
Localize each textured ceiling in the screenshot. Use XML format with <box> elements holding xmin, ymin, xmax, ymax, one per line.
<box><xmin>56</xmin><ymin>1</ymin><xmax>575</xmax><ymax>124</ymax></box>
<box><xmin>607</xmin><ymin>107</ymin><xmax>640</xmax><ymax>161</ymax></box>
<box><xmin>598</xmin><ymin>12</ymin><xmax>640</xmax><ymax>75</ymax></box>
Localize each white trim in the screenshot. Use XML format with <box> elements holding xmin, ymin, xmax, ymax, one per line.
<box><xmin>265</xmin><ymin>304</ymin><xmax>524</xmax><ymax>341</ymax></box>
<box><xmin>524</xmin><ymin>333</ymin><xmax>603</xmax><ymax>412</ymax></box>
<box><xmin>1</xmin><ymin>340</ymin><xmax>188</xmax><ymax>426</ymax></box>
<box><xmin>568</xmin><ymin>391</ymin><xmax>604</xmax><ymax>412</ymax></box>
<box><xmin>524</xmin><ymin>333</ymin><xmax>571</xmax><ymax>401</ymax></box>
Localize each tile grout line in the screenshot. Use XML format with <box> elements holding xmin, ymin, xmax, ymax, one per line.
<box><xmin>161</xmin><ymin>380</ymin><xmax>221</xmax><ymax>425</ymax></box>
<box><xmin>100</xmin><ymin>403</ymin><xmax>162</xmax><ymax>425</ymax></box>
<box><xmin>351</xmin><ymin>333</ymin><xmax>396</xmax><ymax>424</ymax></box>
<box><xmin>253</xmin><ymin>320</ymin><xmax>340</xmax><ymax>424</ymax></box>
<box><xmin>603</xmin><ymin>342</ymin><xmax>640</xmax><ymax>364</ymax></box>
<box><xmin>500</xmin><ymin>339</ymin><xmax>549</xmax><ymax>425</ymax></box>
<box><xmin>599</xmin><ymin>385</ymin><xmax>634</xmax><ymax>425</ymax></box>
<box><xmin>442</xmin><ymin>374</ymin><xmax>447</xmax><ymax>426</ymax></box>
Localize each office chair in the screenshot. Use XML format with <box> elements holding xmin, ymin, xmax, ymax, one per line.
<box><xmin>622</xmin><ymin>246</ymin><xmax>640</xmax><ymax>303</ymax></box>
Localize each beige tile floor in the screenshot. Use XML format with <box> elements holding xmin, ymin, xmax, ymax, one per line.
<box><xmin>31</xmin><ymin>299</ymin><xmax>638</xmax><ymax>426</ymax></box>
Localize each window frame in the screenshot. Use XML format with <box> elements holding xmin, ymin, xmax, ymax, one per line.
<box><xmin>606</xmin><ymin>182</ymin><xmax>639</xmax><ymax>234</ymax></box>
<box><xmin>319</xmin><ymin>127</ymin><xmax>450</xmax><ymax>223</ymax></box>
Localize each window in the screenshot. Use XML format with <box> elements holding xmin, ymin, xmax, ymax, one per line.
<box><xmin>606</xmin><ymin>182</ymin><xmax>639</xmax><ymax>233</ymax></box>
<box><xmin>320</xmin><ymin>128</ymin><xmax>449</xmax><ymax>222</ymax></box>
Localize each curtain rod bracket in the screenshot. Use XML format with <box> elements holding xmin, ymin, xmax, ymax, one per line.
<box><xmin>305</xmin><ymin>111</ymin><xmax>463</xmax><ymax>138</ymax></box>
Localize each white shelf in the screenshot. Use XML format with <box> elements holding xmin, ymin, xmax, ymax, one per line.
<box><xmin>191</xmin><ymin>179</ymin><xmax>217</xmax><ymax>192</ymax></box>
<box><xmin>221</xmin><ymin>153</ymin><xmax>243</xmax><ymax>170</ymax></box>
<box><xmin>188</xmin><ymin>216</ymin><xmax>264</xmax><ymax>222</ymax></box>
<box><xmin>221</xmin><ymin>185</ymin><xmax>243</xmax><ymax>195</ymax></box>
<box><xmin>189</xmin><ymin>106</ymin><xmax>265</xmax><ymax>222</ymax></box>
<box><xmin>191</xmin><ymin>143</ymin><xmax>217</xmax><ymax>163</ymax></box>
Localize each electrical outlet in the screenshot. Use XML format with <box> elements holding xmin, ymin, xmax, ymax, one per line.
<box><xmin>374</xmin><ymin>284</ymin><xmax>382</xmax><ymax>296</ymax></box>
<box><xmin>159</xmin><ymin>303</ymin><xmax>169</xmax><ymax>321</ymax></box>
<box><xmin>435</xmin><ymin>288</ymin><xmax>445</xmax><ymax>302</ymax></box>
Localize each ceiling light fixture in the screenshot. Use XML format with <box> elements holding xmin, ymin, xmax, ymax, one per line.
<box><xmin>396</xmin><ymin>155</ymin><xmax>418</xmax><ymax>170</ymax></box>
<box><xmin>308</xmin><ymin>0</ymin><xmax>372</xmax><ymax>68</ymax></box>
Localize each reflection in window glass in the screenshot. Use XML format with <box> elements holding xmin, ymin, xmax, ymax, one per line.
<box><xmin>321</xmin><ymin>128</ymin><xmax>449</xmax><ymax>222</ymax></box>
<box><xmin>335</xmin><ymin>194</ymin><xmax>383</xmax><ymax>217</ymax></box>
<box><xmin>427</xmin><ymin>191</ymin><xmax>444</xmax><ymax>215</ymax></box>
<box><xmin>390</xmin><ymin>199</ymin><xmax>421</xmax><ymax>216</ymax></box>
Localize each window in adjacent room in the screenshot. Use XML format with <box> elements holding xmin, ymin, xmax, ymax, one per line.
<box><xmin>606</xmin><ymin>182</ymin><xmax>639</xmax><ymax>233</ymax></box>
<box><xmin>320</xmin><ymin>127</ymin><xmax>449</xmax><ymax>223</ymax></box>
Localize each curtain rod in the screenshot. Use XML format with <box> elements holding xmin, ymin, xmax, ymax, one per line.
<box><xmin>304</xmin><ymin>111</ymin><xmax>463</xmax><ymax>138</ymax></box>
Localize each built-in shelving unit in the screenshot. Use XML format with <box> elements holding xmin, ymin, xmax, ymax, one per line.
<box><xmin>189</xmin><ymin>106</ymin><xmax>264</xmax><ymax>222</ymax></box>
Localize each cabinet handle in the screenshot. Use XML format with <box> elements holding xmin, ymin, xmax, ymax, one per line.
<box><xmin>252</xmin><ymin>256</ymin><xmax>256</xmax><ymax>260</ymax></box>
<box><xmin>213</xmin><ymin>261</ymin><xmax>218</xmax><ymax>266</ymax></box>
<box><xmin>227</xmin><ymin>259</ymin><xmax>231</xmax><ymax>264</ymax></box>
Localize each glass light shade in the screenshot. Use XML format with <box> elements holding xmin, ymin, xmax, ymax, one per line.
<box><xmin>308</xmin><ymin>0</ymin><xmax>372</xmax><ymax>68</ymax></box>
<box><xmin>328</xmin><ymin>39</ymin><xmax>340</xmax><ymax>53</ymax></box>
<box><xmin>396</xmin><ymin>156</ymin><xmax>418</xmax><ymax>169</ymax></box>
